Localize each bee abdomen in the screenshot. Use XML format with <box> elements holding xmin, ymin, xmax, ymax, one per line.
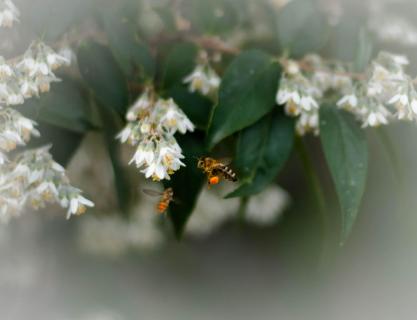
<box><xmin>216</xmin><ymin>166</ymin><xmax>237</xmax><ymax>182</ymax></box>
<box><xmin>225</xmin><ymin>169</ymin><xmax>238</xmax><ymax>182</ymax></box>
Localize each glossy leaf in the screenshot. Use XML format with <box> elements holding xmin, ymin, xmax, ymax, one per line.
<box><xmin>77</xmin><ymin>41</ymin><xmax>129</xmax><ymax>117</ymax></box>
<box><xmin>167</xmin><ymin>85</ymin><xmax>213</xmax><ymax>130</ymax></box>
<box><xmin>164</xmin><ymin>132</ymin><xmax>206</xmax><ymax>239</ymax></box>
<box><xmin>206</xmin><ymin>50</ymin><xmax>281</xmax><ymax>149</ymax></box>
<box><xmin>20</xmin><ymin>77</ymin><xmax>95</xmax><ymax>133</ymax></box>
<box><xmin>162</xmin><ymin>42</ymin><xmax>198</xmax><ymax>90</ymax></box>
<box><xmin>227</xmin><ymin>110</ymin><xmax>294</xmax><ymax>198</ymax></box>
<box><xmin>320</xmin><ymin>106</ymin><xmax>368</xmax><ymax>243</ymax></box>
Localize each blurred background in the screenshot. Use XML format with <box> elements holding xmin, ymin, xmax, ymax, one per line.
<box><xmin>2</xmin><ymin>0</ymin><xmax>417</xmax><ymax>319</ymax></box>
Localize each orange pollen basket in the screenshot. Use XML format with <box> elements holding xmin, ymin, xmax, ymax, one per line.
<box><xmin>209</xmin><ymin>176</ymin><xmax>220</xmax><ymax>185</ymax></box>
<box><xmin>157</xmin><ymin>203</ymin><xmax>167</xmax><ymax>213</ymax></box>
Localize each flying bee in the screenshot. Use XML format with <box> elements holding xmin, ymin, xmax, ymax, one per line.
<box><xmin>197</xmin><ymin>157</ymin><xmax>238</xmax><ymax>186</ymax></box>
<box><xmin>142</xmin><ymin>187</ymin><xmax>174</xmax><ymax>214</ymax></box>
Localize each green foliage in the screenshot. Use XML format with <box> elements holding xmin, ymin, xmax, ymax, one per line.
<box><xmin>77</xmin><ymin>41</ymin><xmax>129</xmax><ymax>117</ymax></box>
<box><xmin>162</xmin><ymin>43</ymin><xmax>198</xmax><ymax>90</ymax></box>
<box><xmin>227</xmin><ymin>109</ymin><xmax>294</xmax><ymax>198</ymax></box>
<box><xmin>320</xmin><ymin>106</ymin><xmax>368</xmax><ymax>243</ymax></box>
<box><xmin>207</xmin><ymin>50</ymin><xmax>281</xmax><ymax>149</ymax></box>
<box><xmin>184</xmin><ymin>0</ymin><xmax>245</xmax><ymax>34</ymax></box>
<box><xmin>99</xmin><ymin>4</ymin><xmax>155</xmax><ymax>79</ymax></box>
<box><xmin>20</xmin><ymin>77</ymin><xmax>95</xmax><ymax>133</ymax></box>
<box><xmin>354</xmin><ymin>28</ymin><xmax>374</xmax><ymax>72</ymax></box>
<box><xmin>276</xmin><ymin>0</ymin><xmax>329</xmax><ymax>57</ymax></box>
<box><xmin>164</xmin><ymin>132</ymin><xmax>206</xmax><ymax>238</ymax></box>
<box><xmin>99</xmin><ymin>107</ymin><xmax>134</xmax><ymax>216</ymax></box>
<box><xmin>26</xmin><ymin>122</ymin><xmax>84</xmax><ymax>167</ymax></box>
<box><xmin>77</xmin><ymin>40</ymin><xmax>133</xmax><ymax>215</ymax></box>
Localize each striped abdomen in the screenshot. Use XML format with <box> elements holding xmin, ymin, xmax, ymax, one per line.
<box><xmin>213</xmin><ymin>164</ymin><xmax>238</xmax><ymax>182</ymax></box>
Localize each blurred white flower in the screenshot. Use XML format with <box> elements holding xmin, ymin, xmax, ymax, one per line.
<box><xmin>279</xmin><ymin>51</ymin><xmax>417</xmax><ymax>131</ymax></box>
<box><xmin>78</xmin><ymin>196</ymin><xmax>165</xmax><ymax>257</ymax></box>
<box><xmin>183</xmin><ymin>62</ymin><xmax>221</xmax><ymax>96</ymax></box>
<box><xmin>0</xmin><ymin>146</ymin><xmax>94</xmax><ymax>222</ymax></box>
<box><xmin>66</xmin><ymin>194</ymin><xmax>95</xmax><ymax>219</ymax></box>
<box><xmin>0</xmin><ymin>0</ymin><xmax>19</xmax><ymax>28</ymax></box>
<box><xmin>361</xmin><ymin>105</ymin><xmax>390</xmax><ymax>128</ymax></box>
<box><xmin>337</xmin><ymin>94</ymin><xmax>358</xmax><ymax>110</ymax></box>
<box><xmin>245</xmin><ymin>185</ymin><xmax>290</xmax><ymax>226</ymax></box>
<box><xmin>186</xmin><ymin>185</ymin><xmax>239</xmax><ymax>238</ymax></box>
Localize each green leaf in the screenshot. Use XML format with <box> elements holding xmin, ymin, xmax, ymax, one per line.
<box><xmin>206</xmin><ymin>50</ymin><xmax>281</xmax><ymax>149</ymax></box>
<box><xmin>320</xmin><ymin>106</ymin><xmax>368</xmax><ymax>243</ymax></box>
<box><xmin>164</xmin><ymin>132</ymin><xmax>206</xmax><ymax>239</ymax></box>
<box><xmin>77</xmin><ymin>41</ymin><xmax>129</xmax><ymax>117</ymax></box>
<box><xmin>99</xmin><ymin>5</ymin><xmax>155</xmax><ymax>79</ymax></box>
<box><xmin>167</xmin><ymin>85</ymin><xmax>213</xmax><ymax>130</ymax></box>
<box><xmin>99</xmin><ymin>106</ymin><xmax>134</xmax><ymax>216</ymax></box>
<box><xmin>185</xmin><ymin>0</ymin><xmax>243</xmax><ymax>34</ymax></box>
<box><xmin>277</xmin><ymin>0</ymin><xmax>329</xmax><ymax>57</ymax></box>
<box><xmin>354</xmin><ymin>28</ymin><xmax>374</xmax><ymax>72</ymax></box>
<box><xmin>20</xmin><ymin>77</ymin><xmax>95</xmax><ymax>133</ymax></box>
<box><xmin>162</xmin><ymin>42</ymin><xmax>198</xmax><ymax>90</ymax></box>
<box><xmin>226</xmin><ymin>109</ymin><xmax>294</xmax><ymax>198</ymax></box>
<box><xmin>25</xmin><ymin>122</ymin><xmax>84</xmax><ymax>167</ymax></box>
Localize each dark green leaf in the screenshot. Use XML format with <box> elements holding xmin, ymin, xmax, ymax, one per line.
<box><xmin>20</xmin><ymin>77</ymin><xmax>95</xmax><ymax>133</ymax></box>
<box><xmin>162</xmin><ymin>43</ymin><xmax>198</xmax><ymax>90</ymax></box>
<box><xmin>99</xmin><ymin>106</ymin><xmax>134</xmax><ymax>216</ymax></box>
<box><xmin>184</xmin><ymin>0</ymin><xmax>243</xmax><ymax>34</ymax></box>
<box><xmin>320</xmin><ymin>106</ymin><xmax>368</xmax><ymax>243</ymax></box>
<box><xmin>25</xmin><ymin>122</ymin><xmax>84</xmax><ymax>167</ymax></box>
<box><xmin>277</xmin><ymin>0</ymin><xmax>329</xmax><ymax>57</ymax></box>
<box><xmin>227</xmin><ymin>109</ymin><xmax>294</xmax><ymax>198</ymax></box>
<box><xmin>77</xmin><ymin>41</ymin><xmax>129</xmax><ymax>117</ymax></box>
<box><xmin>167</xmin><ymin>85</ymin><xmax>213</xmax><ymax>130</ymax></box>
<box><xmin>164</xmin><ymin>132</ymin><xmax>206</xmax><ymax>239</ymax></box>
<box><xmin>99</xmin><ymin>5</ymin><xmax>155</xmax><ymax>79</ymax></box>
<box><xmin>207</xmin><ymin>50</ymin><xmax>281</xmax><ymax>149</ymax></box>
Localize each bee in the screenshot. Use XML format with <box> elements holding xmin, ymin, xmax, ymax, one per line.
<box><xmin>142</xmin><ymin>187</ymin><xmax>174</xmax><ymax>214</ymax></box>
<box><xmin>197</xmin><ymin>157</ymin><xmax>238</xmax><ymax>186</ymax></box>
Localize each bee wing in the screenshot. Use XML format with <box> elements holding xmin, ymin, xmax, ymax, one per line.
<box><xmin>142</xmin><ymin>189</ymin><xmax>163</xmax><ymax>197</ymax></box>
<box><xmin>217</xmin><ymin>157</ymin><xmax>233</xmax><ymax>166</ymax></box>
<box><xmin>172</xmin><ymin>197</ymin><xmax>182</xmax><ymax>205</ymax></box>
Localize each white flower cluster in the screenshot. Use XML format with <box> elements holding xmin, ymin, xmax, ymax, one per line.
<box><xmin>0</xmin><ymin>146</ymin><xmax>94</xmax><ymax>223</ymax></box>
<box><xmin>183</xmin><ymin>51</ymin><xmax>221</xmax><ymax>97</ymax></box>
<box><xmin>337</xmin><ymin>52</ymin><xmax>417</xmax><ymax>127</ymax></box>
<box><xmin>0</xmin><ymin>108</ymin><xmax>39</xmax><ymax>163</ymax></box>
<box><xmin>186</xmin><ymin>184</ymin><xmax>290</xmax><ymax>238</ymax></box>
<box><xmin>276</xmin><ymin>55</ymin><xmax>352</xmax><ymax>135</ymax></box>
<box><xmin>0</xmin><ymin>0</ymin><xmax>19</xmax><ymax>28</ymax></box>
<box><xmin>118</xmin><ymin>88</ymin><xmax>194</xmax><ymax>181</ymax></box>
<box><xmin>0</xmin><ymin>0</ymin><xmax>92</xmax><ymax>223</ymax></box>
<box><xmin>277</xmin><ymin>52</ymin><xmax>417</xmax><ymax>133</ymax></box>
<box><xmin>0</xmin><ymin>41</ymin><xmax>70</xmax><ymax>106</ymax></box>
